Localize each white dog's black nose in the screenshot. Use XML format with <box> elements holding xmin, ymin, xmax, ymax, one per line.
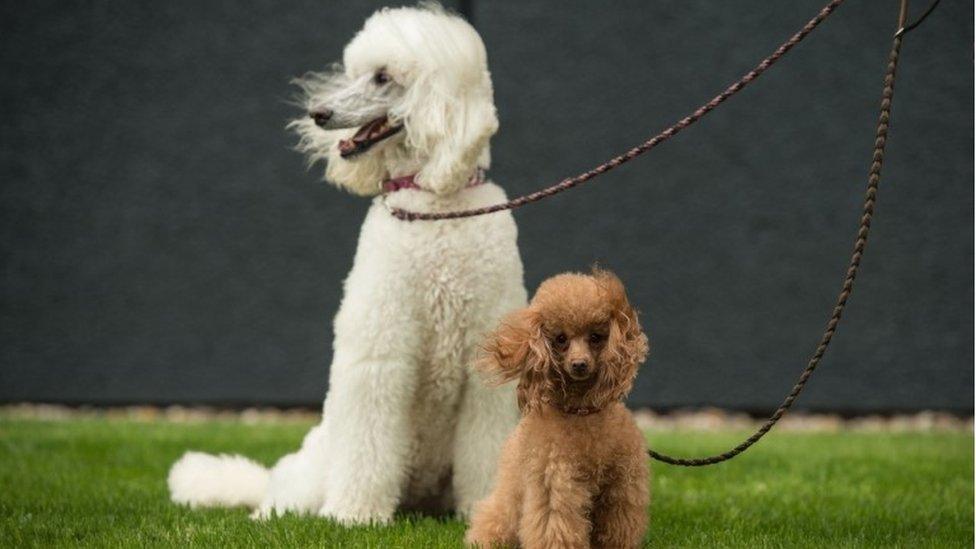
<box><xmin>310</xmin><ymin>109</ymin><xmax>333</xmax><ymax>127</ymax></box>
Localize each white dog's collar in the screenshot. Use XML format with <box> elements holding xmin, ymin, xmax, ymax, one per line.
<box><xmin>381</xmin><ymin>169</ymin><xmax>485</xmax><ymax>194</ymax></box>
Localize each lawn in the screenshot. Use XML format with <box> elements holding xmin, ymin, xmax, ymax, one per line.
<box><xmin>0</xmin><ymin>417</ymin><xmax>971</xmax><ymax>548</ymax></box>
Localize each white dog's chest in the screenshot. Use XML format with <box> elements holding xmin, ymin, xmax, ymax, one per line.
<box><xmin>330</xmin><ymin>185</ymin><xmax>526</xmax><ymax>505</ymax></box>
<box><xmin>405</xmin><ymin>238</ymin><xmax>498</xmax><ymax>497</ymax></box>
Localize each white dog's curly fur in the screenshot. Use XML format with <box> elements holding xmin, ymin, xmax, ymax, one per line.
<box><xmin>167</xmin><ymin>4</ymin><xmax>526</xmax><ymax>525</ymax></box>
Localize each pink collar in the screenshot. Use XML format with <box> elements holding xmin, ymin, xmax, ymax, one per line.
<box><xmin>382</xmin><ymin>169</ymin><xmax>486</xmax><ymax>193</ymax></box>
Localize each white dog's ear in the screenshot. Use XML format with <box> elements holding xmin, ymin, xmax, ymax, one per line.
<box><xmin>399</xmin><ymin>71</ymin><xmax>498</xmax><ymax>195</ymax></box>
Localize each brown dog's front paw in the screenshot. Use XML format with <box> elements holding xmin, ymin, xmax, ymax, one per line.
<box><xmin>464</xmin><ymin>527</ymin><xmax>517</xmax><ymax>548</ymax></box>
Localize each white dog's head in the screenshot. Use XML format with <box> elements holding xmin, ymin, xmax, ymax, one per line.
<box><xmin>290</xmin><ymin>4</ymin><xmax>498</xmax><ymax>196</ymax></box>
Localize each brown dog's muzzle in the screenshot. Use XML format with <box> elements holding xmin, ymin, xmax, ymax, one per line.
<box><xmin>565</xmin><ymin>339</ymin><xmax>594</xmax><ymax>380</ymax></box>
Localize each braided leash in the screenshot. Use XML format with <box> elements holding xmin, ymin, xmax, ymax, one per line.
<box><xmin>648</xmin><ymin>0</ymin><xmax>931</xmax><ymax>466</ymax></box>
<box><xmin>392</xmin><ymin>0</ymin><xmax>935</xmax><ymax>465</ymax></box>
<box><xmin>388</xmin><ymin>0</ymin><xmax>847</xmax><ymax>222</ymax></box>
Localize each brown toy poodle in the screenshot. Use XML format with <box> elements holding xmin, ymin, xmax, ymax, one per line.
<box><xmin>466</xmin><ymin>269</ymin><xmax>651</xmax><ymax>548</ymax></box>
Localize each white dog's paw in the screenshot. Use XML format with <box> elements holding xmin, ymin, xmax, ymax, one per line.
<box><xmin>250</xmin><ymin>506</ymin><xmax>275</xmax><ymax>521</ymax></box>
<box><xmin>250</xmin><ymin>502</ymin><xmax>299</xmax><ymax>521</ymax></box>
<box><xmin>317</xmin><ymin>501</ymin><xmax>394</xmax><ymax>526</ymax></box>
<box><xmin>454</xmin><ymin>502</ymin><xmax>475</xmax><ymax>523</ymax></box>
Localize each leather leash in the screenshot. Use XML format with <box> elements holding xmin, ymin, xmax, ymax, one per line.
<box><xmin>392</xmin><ymin>0</ymin><xmax>939</xmax><ymax>465</ymax></box>
<box><xmin>647</xmin><ymin>0</ymin><xmax>938</xmax><ymax>466</ymax></box>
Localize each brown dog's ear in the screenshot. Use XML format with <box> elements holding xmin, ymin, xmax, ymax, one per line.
<box><xmin>592</xmin><ymin>269</ymin><xmax>649</xmax><ymax>405</ymax></box>
<box><xmin>477</xmin><ymin>307</ymin><xmax>549</xmax><ymax>384</ymax></box>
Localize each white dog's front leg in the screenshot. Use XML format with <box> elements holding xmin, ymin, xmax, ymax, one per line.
<box><xmin>451</xmin><ymin>370</ymin><xmax>519</xmax><ymax>520</ymax></box>
<box><xmin>317</xmin><ymin>357</ymin><xmax>417</xmax><ymax>525</ymax></box>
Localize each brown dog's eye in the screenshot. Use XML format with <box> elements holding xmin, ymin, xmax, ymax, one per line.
<box><xmin>589</xmin><ymin>332</ymin><xmax>606</xmax><ymax>344</ymax></box>
<box><xmin>554</xmin><ymin>333</ymin><xmax>567</xmax><ymax>346</ymax></box>
<box><xmin>373</xmin><ymin>70</ymin><xmax>390</xmax><ymax>85</ymax></box>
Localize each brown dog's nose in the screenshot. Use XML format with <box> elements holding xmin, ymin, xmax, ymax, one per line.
<box><xmin>310</xmin><ymin>109</ymin><xmax>333</xmax><ymax>127</ymax></box>
<box><xmin>571</xmin><ymin>362</ymin><xmax>589</xmax><ymax>376</ymax></box>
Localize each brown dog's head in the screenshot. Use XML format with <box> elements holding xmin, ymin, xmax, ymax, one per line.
<box><xmin>479</xmin><ymin>269</ymin><xmax>649</xmax><ymax>413</ymax></box>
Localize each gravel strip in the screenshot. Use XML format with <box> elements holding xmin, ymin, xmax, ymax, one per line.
<box><xmin>1</xmin><ymin>403</ymin><xmax>970</xmax><ymax>432</ymax></box>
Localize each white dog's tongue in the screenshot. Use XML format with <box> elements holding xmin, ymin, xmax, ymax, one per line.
<box><xmin>339</xmin><ymin>117</ymin><xmax>388</xmax><ymax>156</ymax></box>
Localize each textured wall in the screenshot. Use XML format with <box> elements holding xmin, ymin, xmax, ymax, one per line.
<box><xmin>1</xmin><ymin>1</ymin><xmax>972</xmax><ymax>412</ymax></box>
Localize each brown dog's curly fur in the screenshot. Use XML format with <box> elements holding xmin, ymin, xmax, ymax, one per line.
<box><xmin>465</xmin><ymin>269</ymin><xmax>651</xmax><ymax>548</ymax></box>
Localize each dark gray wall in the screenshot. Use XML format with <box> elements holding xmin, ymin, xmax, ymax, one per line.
<box><xmin>1</xmin><ymin>1</ymin><xmax>972</xmax><ymax>412</ymax></box>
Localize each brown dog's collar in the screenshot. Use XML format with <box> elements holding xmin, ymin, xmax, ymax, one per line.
<box><xmin>561</xmin><ymin>405</ymin><xmax>602</xmax><ymax>416</ymax></box>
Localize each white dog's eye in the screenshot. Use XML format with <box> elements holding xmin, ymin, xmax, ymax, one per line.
<box><xmin>373</xmin><ymin>70</ymin><xmax>391</xmax><ymax>85</ymax></box>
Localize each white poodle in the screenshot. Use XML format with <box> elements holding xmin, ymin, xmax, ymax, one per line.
<box><xmin>167</xmin><ymin>5</ymin><xmax>526</xmax><ymax>524</ymax></box>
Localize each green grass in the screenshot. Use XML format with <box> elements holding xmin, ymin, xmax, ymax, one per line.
<box><xmin>0</xmin><ymin>418</ymin><xmax>971</xmax><ymax>548</ymax></box>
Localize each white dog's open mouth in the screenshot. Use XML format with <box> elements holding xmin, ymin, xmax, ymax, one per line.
<box><xmin>338</xmin><ymin>116</ymin><xmax>403</xmax><ymax>158</ymax></box>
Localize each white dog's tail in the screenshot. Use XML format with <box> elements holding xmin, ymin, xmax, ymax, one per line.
<box><xmin>168</xmin><ymin>451</ymin><xmax>269</xmax><ymax>509</ymax></box>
